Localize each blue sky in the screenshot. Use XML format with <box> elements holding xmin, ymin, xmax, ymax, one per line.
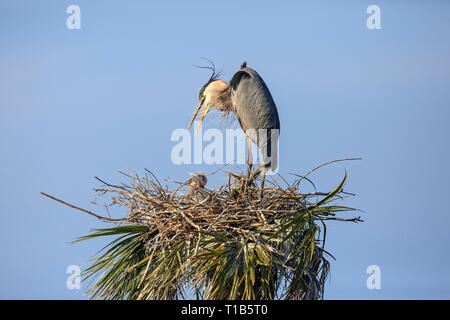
<box><xmin>1</xmin><ymin>0</ymin><xmax>449</xmax><ymax>299</ymax></box>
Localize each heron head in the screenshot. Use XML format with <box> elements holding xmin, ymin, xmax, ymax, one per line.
<box><xmin>187</xmin><ymin>172</ymin><xmax>207</xmax><ymax>188</ymax></box>
<box><xmin>187</xmin><ymin>59</ymin><xmax>226</xmax><ymax>134</ymax></box>
<box><xmin>188</xmin><ymin>80</ymin><xmax>231</xmax><ymax>134</ymax></box>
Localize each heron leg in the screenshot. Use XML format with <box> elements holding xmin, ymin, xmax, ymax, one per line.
<box><xmin>246</xmin><ymin>135</ymin><xmax>253</xmax><ymax>178</ymax></box>
<box><xmin>260</xmin><ymin>170</ymin><xmax>266</xmax><ymax>199</ymax></box>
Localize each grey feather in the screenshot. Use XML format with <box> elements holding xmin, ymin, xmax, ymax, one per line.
<box><xmin>230</xmin><ymin>66</ymin><xmax>280</xmax><ymax>172</ymax></box>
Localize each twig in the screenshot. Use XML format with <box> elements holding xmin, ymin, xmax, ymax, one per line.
<box><xmin>40</xmin><ymin>192</ymin><xmax>125</xmax><ymax>222</ymax></box>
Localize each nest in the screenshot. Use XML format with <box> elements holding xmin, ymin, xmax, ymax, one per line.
<box><xmin>89</xmin><ymin>169</ymin><xmax>360</xmax><ymax>244</ymax></box>
<box><xmin>42</xmin><ymin>159</ymin><xmax>362</xmax><ymax>300</ymax></box>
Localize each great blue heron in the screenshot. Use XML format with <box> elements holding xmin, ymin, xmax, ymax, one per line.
<box><xmin>187</xmin><ymin>61</ymin><xmax>280</xmax><ymax>192</ymax></box>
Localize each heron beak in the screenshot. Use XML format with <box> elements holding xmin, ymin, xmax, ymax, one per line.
<box><xmin>187</xmin><ymin>97</ymin><xmax>205</xmax><ymax>132</ymax></box>
<box><xmin>195</xmin><ymin>104</ymin><xmax>211</xmax><ymax>135</ymax></box>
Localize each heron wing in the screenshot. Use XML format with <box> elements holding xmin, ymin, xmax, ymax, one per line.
<box><xmin>230</xmin><ymin>67</ymin><xmax>280</xmax><ymax>172</ymax></box>
<box><xmin>230</xmin><ymin>67</ymin><xmax>280</xmax><ymax>133</ymax></box>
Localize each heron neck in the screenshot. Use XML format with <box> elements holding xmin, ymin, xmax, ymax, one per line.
<box><xmin>212</xmin><ymin>84</ymin><xmax>233</xmax><ymax>113</ymax></box>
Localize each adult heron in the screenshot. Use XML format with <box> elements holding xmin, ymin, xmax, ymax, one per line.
<box><xmin>187</xmin><ymin>61</ymin><xmax>280</xmax><ymax>191</ymax></box>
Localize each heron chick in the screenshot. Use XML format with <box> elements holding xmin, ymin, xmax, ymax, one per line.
<box><xmin>186</xmin><ymin>173</ymin><xmax>210</xmax><ymax>203</ymax></box>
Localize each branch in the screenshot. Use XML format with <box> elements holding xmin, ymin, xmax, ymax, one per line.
<box><xmin>40</xmin><ymin>192</ymin><xmax>125</xmax><ymax>222</ymax></box>
<box><xmin>317</xmin><ymin>216</ymin><xmax>364</xmax><ymax>223</ymax></box>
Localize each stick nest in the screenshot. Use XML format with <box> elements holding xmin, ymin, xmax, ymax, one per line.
<box><xmin>89</xmin><ymin>167</ymin><xmax>361</xmax><ymax>246</ymax></box>
<box><xmin>41</xmin><ymin>159</ymin><xmax>363</xmax><ymax>300</ymax></box>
